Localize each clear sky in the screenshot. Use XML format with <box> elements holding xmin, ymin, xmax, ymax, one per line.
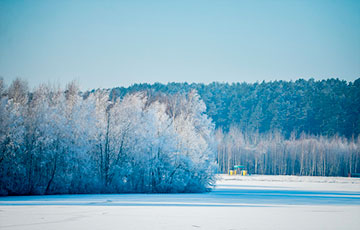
<box><xmin>0</xmin><ymin>0</ymin><xmax>359</xmax><ymax>90</ymax></box>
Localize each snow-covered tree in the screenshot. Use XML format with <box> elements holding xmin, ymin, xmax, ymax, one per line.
<box><xmin>0</xmin><ymin>79</ymin><xmax>217</xmax><ymax>195</ymax></box>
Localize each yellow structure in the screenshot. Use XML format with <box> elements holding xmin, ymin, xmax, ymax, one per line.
<box><xmin>229</xmin><ymin>168</ymin><xmax>248</xmax><ymax>176</ymax></box>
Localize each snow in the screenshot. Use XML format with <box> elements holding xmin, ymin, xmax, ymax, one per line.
<box><xmin>1</xmin><ymin>175</ymin><xmax>360</xmax><ymax>230</ymax></box>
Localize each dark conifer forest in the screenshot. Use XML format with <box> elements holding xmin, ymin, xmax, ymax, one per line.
<box><xmin>109</xmin><ymin>78</ymin><xmax>360</xmax><ymax>138</ymax></box>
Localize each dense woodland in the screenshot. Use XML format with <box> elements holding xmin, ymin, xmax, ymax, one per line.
<box><xmin>108</xmin><ymin>79</ymin><xmax>360</xmax><ymax>176</ymax></box>
<box><xmin>0</xmin><ymin>78</ymin><xmax>359</xmax><ymax>195</ymax></box>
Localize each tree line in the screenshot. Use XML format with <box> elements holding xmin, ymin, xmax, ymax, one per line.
<box><xmin>1</xmin><ymin>77</ymin><xmax>359</xmax><ymax>196</ymax></box>
<box><xmin>0</xmin><ymin>78</ymin><xmax>216</xmax><ymax>195</ymax></box>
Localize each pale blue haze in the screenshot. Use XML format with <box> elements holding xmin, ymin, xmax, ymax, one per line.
<box><xmin>0</xmin><ymin>0</ymin><xmax>359</xmax><ymax>90</ymax></box>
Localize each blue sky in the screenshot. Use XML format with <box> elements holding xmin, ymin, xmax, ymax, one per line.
<box><xmin>0</xmin><ymin>0</ymin><xmax>359</xmax><ymax>90</ymax></box>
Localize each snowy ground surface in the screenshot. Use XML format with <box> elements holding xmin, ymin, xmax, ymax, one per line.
<box><xmin>1</xmin><ymin>175</ymin><xmax>360</xmax><ymax>230</ymax></box>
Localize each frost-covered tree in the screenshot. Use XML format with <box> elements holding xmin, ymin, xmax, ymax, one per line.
<box><xmin>167</xmin><ymin>90</ymin><xmax>216</xmax><ymax>191</ymax></box>
<box><xmin>90</xmin><ymin>90</ymin><xmax>216</xmax><ymax>193</ymax></box>
<box><xmin>0</xmin><ymin>79</ymin><xmax>216</xmax><ymax>195</ymax></box>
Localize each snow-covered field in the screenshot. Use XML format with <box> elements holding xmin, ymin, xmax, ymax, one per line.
<box><xmin>1</xmin><ymin>175</ymin><xmax>360</xmax><ymax>230</ymax></box>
